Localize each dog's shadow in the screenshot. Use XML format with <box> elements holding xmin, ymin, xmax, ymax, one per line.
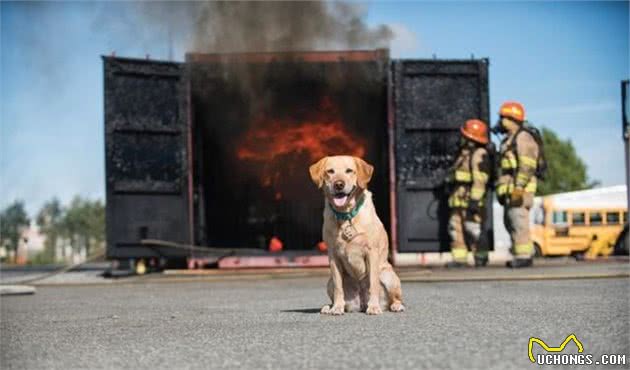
<box><xmin>281</xmin><ymin>308</ymin><xmax>322</xmax><ymax>314</ymax></box>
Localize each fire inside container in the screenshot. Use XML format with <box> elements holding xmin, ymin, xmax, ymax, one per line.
<box><xmin>188</xmin><ymin>51</ymin><xmax>389</xmax><ymax>251</ymax></box>
<box><xmin>103</xmin><ymin>49</ymin><xmax>492</xmax><ymax>264</ymax></box>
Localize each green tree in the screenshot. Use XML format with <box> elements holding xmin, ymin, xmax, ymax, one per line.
<box><xmin>538</xmin><ymin>127</ymin><xmax>599</xmax><ymax>196</ymax></box>
<box><xmin>85</xmin><ymin>199</ymin><xmax>105</xmax><ymax>255</ymax></box>
<box><xmin>60</xmin><ymin>196</ymin><xmax>105</xmax><ymax>256</ymax></box>
<box><xmin>36</xmin><ymin>198</ymin><xmax>63</xmax><ymax>261</ymax></box>
<box><xmin>0</xmin><ymin>201</ymin><xmax>30</xmax><ymax>262</ymax></box>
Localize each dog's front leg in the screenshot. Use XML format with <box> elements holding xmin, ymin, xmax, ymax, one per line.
<box><xmin>365</xmin><ymin>251</ymin><xmax>383</xmax><ymax>315</ymax></box>
<box><xmin>328</xmin><ymin>257</ymin><xmax>346</xmax><ymax>315</ymax></box>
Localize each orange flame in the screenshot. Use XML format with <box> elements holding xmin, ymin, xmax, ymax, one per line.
<box><xmin>236</xmin><ymin>97</ymin><xmax>365</xmax><ymax>163</ymax></box>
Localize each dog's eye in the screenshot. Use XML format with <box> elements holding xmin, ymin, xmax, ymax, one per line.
<box><xmin>326</xmin><ymin>169</ymin><xmax>335</xmax><ymax>175</ymax></box>
<box><xmin>345</xmin><ymin>168</ymin><xmax>354</xmax><ymax>174</ymax></box>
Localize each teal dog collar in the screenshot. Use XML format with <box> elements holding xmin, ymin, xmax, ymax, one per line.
<box><xmin>329</xmin><ymin>194</ymin><xmax>365</xmax><ymax>221</ymax></box>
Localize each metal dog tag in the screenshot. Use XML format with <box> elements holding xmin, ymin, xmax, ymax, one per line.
<box><xmin>341</xmin><ymin>223</ymin><xmax>358</xmax><ymax>242</ymax></box>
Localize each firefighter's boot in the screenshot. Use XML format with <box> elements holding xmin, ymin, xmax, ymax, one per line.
<box><xmin>445</xmin><ymin>261</ymin><xmax>468</xmax><ymax>268</ymax></box>
<box><xmin>506</xmin><ymin>258</ymin><xmax>533</xmax><ymax>268</ymax></box>
<box><xmin>447</xmin><ymin>246</ymin><xmax>468</xmax><ymax>268</ymax></box>
<box><xmin>474</xmin><ymin>255</ymin><xmax>489</xmax><ymax>267</ymax></box>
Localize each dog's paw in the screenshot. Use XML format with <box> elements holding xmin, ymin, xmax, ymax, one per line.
<box><xmin>390</xmin><ymin>301</ymin><xmax>405</xmax><ymax>312</ymax></box>
<box><xmin>321</xmin><ymin>304</ymin><xmax>344</xmax><ymax>315</ymax></box>
<box><xmin>366</xmin><ymin>304</ymin><xmax>383</xmax><ymax>315</ymax></box>
<box><xmin>329</xmin><ymin>304</ymin><xmax>345</xmax><ymax>315</ymax></box>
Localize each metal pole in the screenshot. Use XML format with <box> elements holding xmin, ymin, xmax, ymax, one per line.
<box><xmin>622</xmin><ymin>81</ymin><xmax>629</xmax><ymax>215</ymax></box>
<box><xmin>622</xmin><ymin>80</ymin><xmax>629</xmax><ymax>253</ymax></box>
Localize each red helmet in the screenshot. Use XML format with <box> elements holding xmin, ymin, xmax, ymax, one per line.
<box><xmin>499</xmin><ymin>101</ymin><xmax>525</xmax><ymax>122</ymax></box>
<box><xmin>461</xmin><ymin>119</ymin><xmax>489</xmax><ymax>144</ymax></box>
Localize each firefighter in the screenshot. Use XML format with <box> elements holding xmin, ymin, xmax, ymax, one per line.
<box><xmin>494</xmin><ymin>101</ymin><xmax>541</xmax><ymax>268</ymax></box>
<box><xmin>446</xmin><ymin>119</ymin><xmax>492</xmax><ymax>268</ymax></box>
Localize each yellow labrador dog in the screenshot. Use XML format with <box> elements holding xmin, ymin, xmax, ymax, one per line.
<box><xmin>310</xmin><ymin>155</ymin><xmax>404</xmax><ymax>315</ymax></box>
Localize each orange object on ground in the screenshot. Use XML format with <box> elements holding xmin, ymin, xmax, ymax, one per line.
<box><xmin>317</xmin><ymin>241</ymin><xmax>328</xmax><ymax>253</ymax></box>
<box><xmin>269</xmin><ymin>237</ymin><xmax>283</xmax><ymax>253</ymax></box>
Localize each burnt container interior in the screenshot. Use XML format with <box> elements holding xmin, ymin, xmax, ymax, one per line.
<box><xmin>190</xmin><ymin>57</ymin><xmax>389</xmax><ymax>250</ymax></box>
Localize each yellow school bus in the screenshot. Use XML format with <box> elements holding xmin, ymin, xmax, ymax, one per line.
<box><xmin>530</xmin><ymin>186</ymin><xmax>628</xmax><ymax>257</ymax></box>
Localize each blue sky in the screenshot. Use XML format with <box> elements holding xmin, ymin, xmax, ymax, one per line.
<box><xmin>1</xmin><ymin>1</ymin><xmax>628</xmax><ymax>216</ymax></box>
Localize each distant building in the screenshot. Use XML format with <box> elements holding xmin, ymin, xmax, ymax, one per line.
<box><xmin>16</xmin><ymin>222</ymin><xmax>46</xmax><ymax>264</ymax></box>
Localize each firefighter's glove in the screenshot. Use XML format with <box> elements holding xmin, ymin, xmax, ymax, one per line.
<box><xmin>510</xmin><ymin>187</ymin><xmax>524</xmax><ymax>207</ymax></box>
<box><xmin>466</xmin><ymin>202</ymin><xmax>481</xmax><ymax>221</ymax></box>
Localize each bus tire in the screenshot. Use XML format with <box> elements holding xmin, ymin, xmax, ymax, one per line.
<box><xmin>533</xmin><ymin>243</ymin><xmax>543</xmax><ymax>258</ymax></box>
<box><xmin>614</xmin><ymin>224</ymin><xmax>629</xmax><ymax>255</ymax></box>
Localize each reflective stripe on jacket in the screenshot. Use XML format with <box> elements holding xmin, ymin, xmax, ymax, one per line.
<box><xmin>497</xmin><ymin>128</ymin><xmax>539</xmax><ymax>196</ymax></box>
<box><xmin>448</xmin><ymin>147</ymin><xmax>490</xmax><ymax>209</ymax></box>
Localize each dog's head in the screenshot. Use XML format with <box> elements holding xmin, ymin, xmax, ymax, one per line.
<box><xmin>309</xmin><ymin>156</ymin><xmax>373</xmax><ymax>210</ymax></box>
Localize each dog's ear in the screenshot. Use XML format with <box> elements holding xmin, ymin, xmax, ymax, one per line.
<box><xmin>309</xmin><ymin>157</ymin><xmax>328</xmax><ymax>189</ymax></box>
<box><xmin>354</xmin><ymin>157</ymin><xmax>374</xmax><ymax>189</ymax></box>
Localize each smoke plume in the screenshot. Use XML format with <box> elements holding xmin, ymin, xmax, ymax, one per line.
<box><xmin>136</xmin><ymin>1</ymin><xmax>394</xmax><ymax>53</ymax></box>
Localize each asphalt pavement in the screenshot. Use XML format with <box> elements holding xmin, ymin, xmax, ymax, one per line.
<box><xmin>1</xmin><ymin>267</ymin><xmax>629</xmax><ymax>370</ymax></box>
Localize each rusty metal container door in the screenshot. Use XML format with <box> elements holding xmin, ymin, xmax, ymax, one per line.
<box><xmin>103</xmin><ymin>57</ymin><xmax>192</xmax><ymax>259</ymax></box>
<box><xmin>392</xmin><ymin>59</ymin><xmax>492</xmax><ymax>252</ymax></box>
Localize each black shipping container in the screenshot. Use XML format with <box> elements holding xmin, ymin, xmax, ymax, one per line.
<box><xmin>392</xmin><ymin>60</ymin><xmax>492</xmax><ymax>252</ymax></box>
<box><xmin>103</xmin><ymin>50</ymin><xmax>492</xmax><ymax>263</ymax></box>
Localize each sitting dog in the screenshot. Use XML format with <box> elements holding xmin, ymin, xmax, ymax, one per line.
<box><xmin>309</xmin><ymin>155</ymin><xmax>405</xmax><ymax>315</ymax></box>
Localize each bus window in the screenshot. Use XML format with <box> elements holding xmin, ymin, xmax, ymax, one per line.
<box><xmin>589</xmin><ymin>212</ymin><xmax>603</xmax><ymax>225</ymax></box>
<box><xmin>572</xmin><ymin>212</ymin><xmax>585</xmax><ymax>225</ymax></box>
<box><xmin>624</xmin><ymin>212</ymin><xmax>628</xmax><ymax>223</ymax></box>
<box><xmin>552</xmin><ymin>211</ymin><xmax>567</xmax><ymax>225</ymax></box>
<box><xmin>606</xmin><ymin>212</ymin><xmax>620</xmax><ymax>225</ymax></box>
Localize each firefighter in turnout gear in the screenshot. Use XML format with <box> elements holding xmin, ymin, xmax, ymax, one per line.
<box><xmin>446</xmin><ymin>119</ymin><xmax>492</xmax><ymax>268</ymax></box>
<box><xmin>494</xmin><ymin>101</ymin><xmax>541</xmax><ymax>268</ymax></box>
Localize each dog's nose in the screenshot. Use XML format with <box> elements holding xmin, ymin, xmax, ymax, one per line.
<box><xmin>334</xmin><ymin>180</ymin><xmax>345</xmax><ymax>191</ymax></box>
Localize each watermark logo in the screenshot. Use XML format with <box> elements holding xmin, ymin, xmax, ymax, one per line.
<box><xmin>528</xmin><ymin>334</ymin><xmax>583</xmax><ymax>363</ymax></box>
<box><xmin>528</xmin><ymin>334</ymin><xmax>627</xmax><ymax>366</ymax></box>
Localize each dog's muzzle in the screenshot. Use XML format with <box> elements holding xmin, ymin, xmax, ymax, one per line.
<box><xmin>331</xmin><ymin>186</ymin><xmax>357</xmax><ymax>208</ymax></box>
